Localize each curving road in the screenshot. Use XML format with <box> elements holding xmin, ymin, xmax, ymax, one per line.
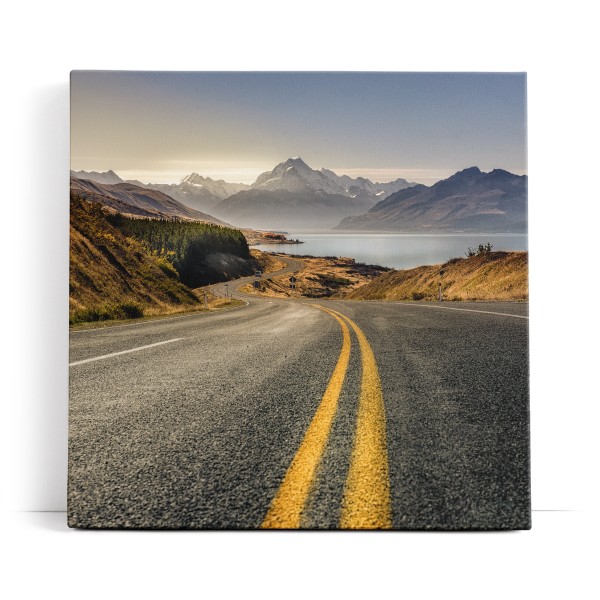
<box><xmin>69</xmin><ymin>257</ymin><xmax>530</xmax><ymax>530</ymax></box>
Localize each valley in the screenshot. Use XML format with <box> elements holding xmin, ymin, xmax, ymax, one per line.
<box><xmin>70</xmin><ymin>158</ymin><xmax>529</xmax><ymax>326</ymax></box>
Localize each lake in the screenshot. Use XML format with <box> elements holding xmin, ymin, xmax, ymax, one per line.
<box><xmin>253</xmin><ymin>232</ymin><xmax>528</xmax><ymax>270</ymax></box>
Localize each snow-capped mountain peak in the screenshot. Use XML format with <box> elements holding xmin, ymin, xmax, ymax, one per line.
<box><xmin>251</xmin><ymin>157</ymin><xmax>416</xmax><ymax>199</ymax></box>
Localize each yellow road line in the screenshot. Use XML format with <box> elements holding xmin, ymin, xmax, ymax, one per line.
<box><xmin>324</xmin><ymin>306</ymin><xmax>393</xmax><ymax>530</ymax></box>
<box><xmin>260</xmin><ymin>306</ymin><xmax>351</xmax><ymax>529</ymax></box>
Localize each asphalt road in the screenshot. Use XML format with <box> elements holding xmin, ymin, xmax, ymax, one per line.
<box><xmin>69</xmin><ymin>260</ymin><xmax>530</xmax><ymax>530</ymax></box>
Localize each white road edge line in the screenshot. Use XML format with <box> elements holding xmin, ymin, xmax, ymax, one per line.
<box><xmin>69</xmin><ymin>338</ymin><xmax>184</xmax><ymax>367</ymax></box>
<box><xmin>398</xmin><ymin>303</ymin><xmax>528</xmax><ymax>319</ymax></box>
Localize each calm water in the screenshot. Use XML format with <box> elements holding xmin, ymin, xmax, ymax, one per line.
<box><xmin>253</xmin><ymin>232</ymin><xmax>528</xmax><ymax>270</ymax></box>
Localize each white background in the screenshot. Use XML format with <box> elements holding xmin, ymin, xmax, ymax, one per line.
<box><xmin>1</xmin><ymin>1</ymin><xmax>598</xmax><ymax>598</ymax></box>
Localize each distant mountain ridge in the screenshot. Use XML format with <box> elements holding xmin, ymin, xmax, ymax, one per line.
<box><xmin>70</xmin><ymin>170</ymin><xmax>250</xmax><ymax>214</ymax></box>
<box><xmin>72</xmin><ymin>158</ymin><xmax>415</xmax><ymax>211</ymax></box>
<box><xmin>70</xmin><ymin>176</ymin><xmax>228</xmax><ymax>224</ymax></box>
<box><xmin>70</xmin><ymin>169</ymin><xmax>124</xmax><ymax>185</ymax></box>
<box><xmin>147</xmin><ymin>174</ymin><xmax>250</xmax><ymax>213</ymax></box>
<box><xmin>72</xmin><ymin>159</ymin><xmax>418</xmax><ymax>230</ymax></box>
<box><xmin>180</xmin><ymin>173</ymin><xmax>249</xmax><ymax>198</ymax></box>
<box><xmin>337</xmin><ymin>167</ymin><xmax>527</xmax><ymax>233</ymax></box>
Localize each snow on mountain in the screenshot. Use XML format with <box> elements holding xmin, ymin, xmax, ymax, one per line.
<box><xmin>178</xmin><ymin>173</ymin><xmax>249</xmax><ymax>199</ymax></box>
<box><xmin>252</xmin><ymin>157</ymin><xmax>415</xmax><ymax>200</ymax></box>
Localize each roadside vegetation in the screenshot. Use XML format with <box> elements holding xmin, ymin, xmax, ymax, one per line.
<box><xmin>70</xmin><ymin>195</ymin><xmax>201</xmax><ymax>324</ymax></box>
<box><xmin>70</xmin><ymin>195</ymin><xmax>256</xmax><ymax>325</ymax></box>
<box><xmin>108</xmin><ymin>213</ymin><xmax>252</xmax><ymax>287</ymax></box>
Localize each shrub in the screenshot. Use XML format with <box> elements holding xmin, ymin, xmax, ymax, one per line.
<box><xmin>316</xmin><ymin>273</ymin><xmax>352</xmax><ymax>288</ymax></box>
<box><xmin>466</xmin><ymin>243</ymin><xmax>493</xmax><ymax>257</ymax></box>
<box><xmin>115</xmin><ymin>302</ymin><xmax>144</xmax><ymax>319</ymax></box>
<box><xmin>70</xmin><ymin>302</ymin><xmax>144</xmax><ymax>324</ymax></box>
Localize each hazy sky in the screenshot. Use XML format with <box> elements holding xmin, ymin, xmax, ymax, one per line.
<box><xmin>71</xmin><ymin>71</ymin><xmax>527</xmax><ymax>185</ymax></box>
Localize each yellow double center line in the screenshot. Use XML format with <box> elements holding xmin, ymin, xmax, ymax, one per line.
<box><xmin>261</xmin><ymin>305</ymin><xmax>392</xmax><ymax>529</ymax></box>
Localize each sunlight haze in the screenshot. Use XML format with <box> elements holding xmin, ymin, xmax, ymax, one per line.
<box><xmin>71</xmin><ymin>71</ymin><xmax>527</xmax><ymax>184</ymax></box>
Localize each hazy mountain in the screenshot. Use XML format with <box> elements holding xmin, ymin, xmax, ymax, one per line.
<box><xmin>336</xmin><ymin>167</ymin><xmax>527</xmax><ymax>233</ymax></box>
<box><xmin>146</xmin><ymin>174</ymin><xmax>250</xmax><ymax>213</ymax></box>
<box><xmin>70</xmin><ymin>177</ymin><xmax>228</xmax><ymax>224</ymax></box>
<box><xmin>252</xmin><ymin>157</ymin><xmax>414</xmax><ymax>199</ymax></box>
<box><xmin>71</xmin><ymin>169</ymin><xmax>251</xmax><ymax>214</ymax></box>
<box><xmin>180</xmin><ymin>173</ymin><xmax>249</xmax><ymax>199</ymax></box>
<box><xmin>211</xmin><ymin>157</ymin><xmax>417</xmax><ymax>229</ymax></box>
<box><xmin>70</xmin><ymin>169</ymin><xmax>124</xmax><ymax>185</ymax></box>
<box><xmin>212</xmin><ymin>189</ymin><xmax>375</xmax><ymax>229</ymax></box>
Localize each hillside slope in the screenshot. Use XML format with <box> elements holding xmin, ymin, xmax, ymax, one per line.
<box><xmin>348</xmin><ymin>251</ymin><xmax>528</xmax><ymax>302</ymax></box>
<box><xmin>70</xmin><ymin>177</ymin><xmax>227</xmax><ymax>224</ymax></box>
<box><xmin>70</xmin><ymin>195</ymin><xmax>201</xmax><ymax>323</ymax></box>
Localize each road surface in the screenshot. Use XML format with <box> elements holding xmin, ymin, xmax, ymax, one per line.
<box><xmin>69</xmin><ymin>258</ymin><xmax>530</xmax><ymax>530</ymax></box>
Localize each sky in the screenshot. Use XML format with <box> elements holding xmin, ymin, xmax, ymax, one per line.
<box><xmin>71</xmin><ymin>71</ymin><xmax>527</xmax><ymax>185</ymax></box>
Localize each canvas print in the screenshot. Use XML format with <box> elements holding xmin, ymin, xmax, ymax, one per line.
<box><xmin>69</xmin><ymin>72</ymin><xmax>529</xmax><ymax>530</ymax></box>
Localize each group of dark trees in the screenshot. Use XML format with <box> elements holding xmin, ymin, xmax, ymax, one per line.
<box><xmin>108</xmin><ymin>214</ymin><xmax>251</xmax><ymax>287</ymax></box>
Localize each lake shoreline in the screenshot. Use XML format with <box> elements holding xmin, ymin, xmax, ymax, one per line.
<box><xmin>252</xmin><ymin>231</ymin><xmax>528</xmax><ymax>271</ymax></box>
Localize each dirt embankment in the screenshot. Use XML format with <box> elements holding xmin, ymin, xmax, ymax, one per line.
<box><xmin>348</xmin><ymin>251</ymin><xmax>528</xmax><ymax>302</ymax></box>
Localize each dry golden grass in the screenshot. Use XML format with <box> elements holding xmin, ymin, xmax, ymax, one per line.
<box><xmin>70</xmin><ymin>196</ymin><xmax>247</xmax><ymax>326</ymax></box>
<box><xmin>240</xmin><ymin>255</ymin><xmax>389</xmax><ymax>299</ymax></box>
<box><xmin>70</xmin><ymin>197</ymin><xmax>202</xmax><ymax>324</ymax></box>
<box><xmin>250</xmin><ymin>249</ymin><xmax>288</xmax><ymax>273</ymax></box>
<box><xmin>348</xmin><ymin>251</ymin><xmax>528</xmax><ymax>302</ymax></box>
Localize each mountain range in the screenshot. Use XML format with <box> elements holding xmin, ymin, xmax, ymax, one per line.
<box><xmin>70</xmin><ymin>176</ymin><xmax>226</xmax><ymax>224</ymax></box>
<box><xmin>142</xmin><ymin>174</ymin><xmax>250</xmax><ymax>213</ymax></box>
<box><xmin>71</xmin><ymin>169</ymin><xmax>249</xmax><ymax>213</ymax></box>
<box><xmin>209</xmin><ymin>157</ymin><xmax>416</xmax><ymax>229</ymax></box>
<box><xmin>71</xmin><ymin>162</ymin><xmax>527</xmax><ymax>233</ymax></box>
<box><xmin>72</xmin><ymin>157</ymin><xmax>416</xmax><ymax>229</ymax></box>
<box><xmin>252</xmin><ymin>157</ymin><xmax>413</xmax><ymax>198</ymax></box>
<box><xmin>337</xmin><ymin>167</ymin><xmax>527</xmax><ymax>233</ymax></box>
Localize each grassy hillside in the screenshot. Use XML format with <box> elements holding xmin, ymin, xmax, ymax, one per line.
<box><xmin>347</xmin><ymin>251</ymin><xmax>528</xmax><ymax>302</ymax></box>
<box><xmin>70</xmin><ymin>195</ymin><xmax>201</xmax><ymax>324</ymax></box>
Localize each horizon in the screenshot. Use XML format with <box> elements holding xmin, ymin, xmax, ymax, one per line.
<box><xmin>71</xmin><ymin>72</ymin><xmax>527</xmax><ymax>186</ymax></box>
<box><xmin>71</xmin><ymin>159</ymin><xmax>528</xmax><ymax>187</ymax></box>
